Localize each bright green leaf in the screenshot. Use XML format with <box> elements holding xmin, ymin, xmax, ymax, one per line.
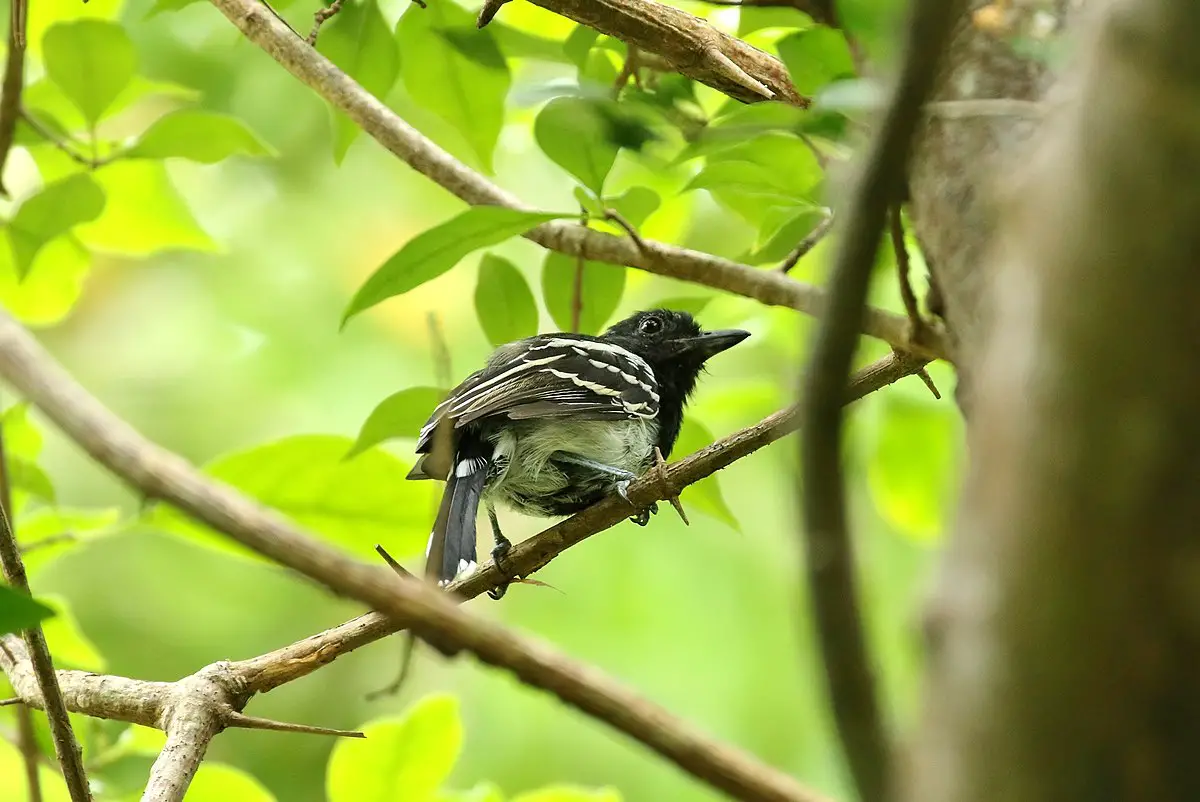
<box><xmin>38</xmin><ymin>595</ymin><xmax>105</xmax><ymax>671</ymax></box>
<box><xmin>25</xmin><ymin>74</ymin><xmax>200</xmax><ymax>136</ymax></box>
<box><xmin>512</xmin><ymin>788</ymin><xmax>621</xmax><ymax>802</ymax></box>
<box><xmin>17</xmin><ymin>507</ymin><xmax>123</xmax><ymax>575</ymax></box>
<box><xmin>9</xmin><ymin>457</ymin><xmax>55</xmax><ymax>504</ymax></box>
<box><xmin>437</xmin><ymin>784</ymin><xmax>504</xmax><ymax>802</ymax></box>
<box><xmin>534</xmin><ymin>96</ymin><xmax>619</xmax><ymax>196</ymax></box>
<box><xmin>743</xmin><ymin>206</ymin><xmax>829</xmax><ymax>265</ymax></box>
<box><xmin>0</xmin><ymin>736</ymin><xmax>72</xmax><ymax>802</ymax></box>
<box><xmin>75</xmin><ymin>161</ymin><xmax>217</xmax><ymax>256</ymax></box>
<box><xmin>8</xmin><ymin>174</ymin><xmax>105</xmax><ymax>279</ymax></box>
<box><xmin>490</xmin><ymin>22</ymin><xmax>570</xmax><ymax>63</ymax></box>
<box><xmin>572</xmin><ymin>186</ymin><xmax>605</xmax><ymax>218</ymax></box>
<box><xmin>563</xmin><ymin>25</ymin><xmax>599</xmax><ymax>70</ymax></box>
<box><xmin>604</xmin><ymin>186</ymin><xmax>659</xmax><ymax>229</ymax></box>
<box><xmin>672</xmin><ymin>419</ymin><xmax>739</xmax><ymax>530</ymax></box>
<box><xmin>695</xmin><ymin>132</ymin><xmax>823</xmax><ymax>227</ymax></box>
<box><xmin>328</xmin><ymin>694</ymin><xmax>462</xmax><ymax>802</ymax></box>
<box><xmin>188</xmin><ymin>762</ymin><xmax>277</xmax><ymax>802</ymax></box>
<box><xmin>0</xmin><ymin>584</ymin><xmax>54</xmax><ymax>637</ymax></box>
<box><xmin>147</xmin><ymin>0</ymin><xmax>203</xmax><ymax>14</ymax></box>
<box><xmin>541</xmin><ymin>252</ymin><xmax>624</xmax><ymax>335</ymax></box>
<box><xmin>347</xmin><ymin>387</ymin><xmax>445</xmax><ymax>459</ymax></box>
<box><xmin>397</xmin><ymin>2</ymin><xmax>510</xmax><ymax>172</ymax></box>
<box><xmin>154</xmin><ymin>435</ymin><xmax>430</xmax><ymax>562</ymax></box>
<box><xmin>867</xmin><ymin>395</ymin><xmax>960</xmax><ymax>541</ymax></box>
<box><xmin>42</xmin><ymin>20</ymin><xmax>137</xmax><ymax>126</ymax></box>
<box><xmin>0</xmin><ymin>233</ymin><xmax>92</xmax><ymax>327</ymax></box>
<box><xmin>3</xmin><ymin>403</ymin><xmax>42</xmax><ymax>461</ymax></box>
<box><xmin>652</xmin><ymin>296</ymin><xmax>712</xmax><ymax>317</ymax></box>
<box><xmin>673</xmin><ymin>102</ymin><xmax>807</xmax><ymax>164</ymax></box>
<box><xmin>129</xmin><ymin>109</ymin><xmax>275</xmax><ymax>163</ymax></box>
<box><xmin>776</xmin><ymin>27</ymin><xmax>856</xmax><ymax>97</ymax></box>
<box><xmin>475</xmin><ymin>254</ymin><xmax>538</xmax><ymax>348</ymax></box>
<box><xmin>317</xmin><ymin>0</ymin><xmax>400</xmax><ymax>162</ymax></box>
<box><xmin>343</xmin><ymin>207</ymin><xmax>567</xmax><ymax>325</ymax></box>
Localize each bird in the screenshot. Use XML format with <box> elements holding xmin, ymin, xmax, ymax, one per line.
<box><xmin>406</xmin><ymin>308</ymin><xmax>750</xmax><ymax>599</ymax></box>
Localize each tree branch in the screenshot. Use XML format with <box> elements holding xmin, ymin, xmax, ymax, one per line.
<box><xmin>797</xmin><ymin>1</ymin><xmax>962</xmax><ymax>800</ymax></box>
<box><xmin>0</xmin><ymin>425</ymin><xmax>92</xmax><ymax>801</ymax></box>
<box><xmin>205</xmin><ymin>0</ymin><xmax>949</xmax><ymax>363</ymax></box>
<box><xmin>0</xmin><ymin>0</ymin><xmax>27</xmax><ymax>196</ymax></box>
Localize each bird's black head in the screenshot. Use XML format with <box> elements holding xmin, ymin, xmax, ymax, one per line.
<box><xmin>602</xmin><ymin>309</ymin><xmax>749</xmax><ymax>455</ymax></box>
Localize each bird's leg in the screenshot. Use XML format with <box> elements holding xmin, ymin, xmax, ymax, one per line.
<box><xmin>551</xmin><ymin>452</ymin><xmax>657</xmax><ymax>526</ymax></box>
<box><xmin>652</xmin><ymin>447</ymin><xmax>689</xmax><ymax>526</ymax></box>
<box><xmin>486</xmin><ymin>502</ymin><xmax>512</xmax><ymax>601</ymax></box>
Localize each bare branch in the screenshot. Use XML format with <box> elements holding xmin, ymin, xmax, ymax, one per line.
<box><xmin>205</xmin><ymin>0</ymin><xmax>949</xmax><ymax>363</ymax></box>
<box><xmin>797</xmin><ymin>2</ymin><xmax>963</xmax><ymax>801</ymax></box>
<box><xmin>0</xmin><ymin>422</ymin><xmax>92</xmax><ymax>801</ymax></box>
<box><xmin>306</xmin><ymin>0</ymin><xmax>344</xmax><ymax>46</ymax></box>
<box><xmin>779</xmin><ymin>213</ymin><xmax>834</xmax><ymax>274</ymax></box>
<box><xmin>0</xmin><ymin>0</ymin><xmax>27</xmax><ymax>196</ymax></box>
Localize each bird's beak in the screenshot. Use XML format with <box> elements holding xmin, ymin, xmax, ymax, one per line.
<box><xmin>670</xmin><ymin>329</ymin><xmax>751</xmax><ymax>360</ymax></box>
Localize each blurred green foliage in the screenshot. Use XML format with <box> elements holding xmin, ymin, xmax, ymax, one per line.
<box><xmin>0</xmin><ymin>0</ymin><xmax>961</xmax><ymax>799</ymax></box>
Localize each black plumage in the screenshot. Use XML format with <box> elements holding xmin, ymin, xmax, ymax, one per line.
<box><xmin>407</xmin><ymin>308</ymin><xmax>749</xmax><ymax>596</ymax></box>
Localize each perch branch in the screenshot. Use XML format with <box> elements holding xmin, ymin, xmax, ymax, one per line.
<box><xmin>206</xmin><ymin>0</ymin><xmax>949</xmax><ymax>363</ymax></box>
<box><xmin>797</xmin><ymin>1</ymin><xmax>962</xmax><ymax>801</ymax></box>
<box><xmin>0</xmin><ymin>0</ymin><xmax>26</xmax><ymax>196</ymax></box>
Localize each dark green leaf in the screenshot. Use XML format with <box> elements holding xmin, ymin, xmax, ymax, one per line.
<box><xmin>563</xmin><ymin>25</ymin><xmax>599</xmax><ymax>70</ymax></box>
<box><xmin>317</xmin><ymin>0</ymin><xmax>401</xmax><ymax>162</ymax></box>
<box><xmin>605</xmin><ymin>186</ymin><xmax>659</xmax><ymax>228</ymax></box>
<box><xmin>541</xmin><ymin>252</ymin><xmax>624</xmax><ymax>335</ymax></box>
<box><xmin>672</xmin><ymin>419</ymin><xmax>739</xmax><ymax>529</ymax></box>
<box><xmin>0</xmin><ymin>584</ymin><xmax>54</xmax><ymax>637</ymax></box>
<box><xmin>328</xmin><ymin>695</ymin><xmax>462</xmax><ymax>802</ymax></box>
<box><xmin>10</xmin><ymin>457</ymin><xmax>55</xmax><ymax>504</ymax></box>
<box><xmin>534</xmin><ymin>96</ymin><xmax>619</xmax><ymax>196</ymax></box>
<box><xmin>9</xmin><ymin>174</ymin><xmax>106</xmax><ymax>279</ymax></box>
<box><xmin>397</xmin><ymin>2</ymin><xmax>510</xmax><ymax>172</ymax></box>
<box><xmin>42</xmin><ymin>20</ymin><xmax>137</xmax><ymax>126</ymax></box>
<box><xmin>777</xmin><ymin>27</ymin><xmax>857</xmax><ymax>96</ymax></box>
<box><xmin>738</xmin><ymin>6</ymin><xmax>811</xmax><ymax>35</ymax></box>
<box><xmin>347</xmin><ymin>387</ymin><xmax>445</xmax><ymax>459</ymax></box>
<box><xmin>673</xmin><ymin>102</ymin><xmax>807</xmax><ymax>164</ymax></box>
<box><xmin>490</xmin><ymin>23</ymin><xmax>572</xmax><ymax>63</ymax></box>
<box><xmin>742</xmin><ymin>206</ymin><xmax>829</xmax><ymax>265</ymax></box>
<box><xmin>147</xmin><ymin>0</ymin><xmax>203</xmax><ymax>15</ymax></box>
<box><xmin>475</xmin><ymin>254</ymin><xmax>538</xmax><ymax>347</ymax></box>
<box><xmin>342</xmin><ymin>207</ymin><xmax>567</xmax><ymax>325</ymax></box>
<box><xmin>130</xmin><ymin>109</ymin><xmax>275</xmax><ymax>163</ymax></box>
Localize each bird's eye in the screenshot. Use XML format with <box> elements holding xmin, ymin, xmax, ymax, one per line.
<box><xmin>638</xmin><ymin>316</ymin><xmax>663</xmax><ymax>335</ymax></box>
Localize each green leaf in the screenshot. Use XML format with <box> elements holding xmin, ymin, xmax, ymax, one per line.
<box><xmin>397</xmin><ymin>2</ymin><xmax>510</xmax><ymax>172</ymax></box>
<box><xmin>38</xmin><ymin>595</ymin><xmax>105</xmax><ymax>671</ymax></box>
<box><xmin>672</xmin><ymin>419</ymin><xmax>739</xmax><ymax>530</ymax></box>
<box><xmin>490</xmin><ymin>23</ymin><xmax>570</xmax><ymax>63</ymax></box>
<box><xmin>867</xmin><ymin>395</ymin><xmax>959</xmax><ymax>542</ymax></box>
<box><xmin>155</xmin><ymin>435</ymin><xmax>431</xmax><ymax>562</ymax></box>
<box><xmin>25</xmin><ymin>74</ymin><xmax>200</xmax><ymax>136</ymax></box>
<box><xmin>42</xmin><ymin>20</ymin><xmax>137</xmax><ymax>126</ymax></box>
<box><xmin>188</xmin><ymin>763</ymin><xmax>277</xmax><ymax>802</ymax></box>
<box><xmin>328</xmin><ymin>694</ymin><xmax>462</xmax><ymax>802</ymax></box>
<box><xmin>563</xmin><ymin>25</ymin><xmax>599</xmax><ymax>70</ymax></box>
<box><xmin>0</xmin><ymin>233</ymin><xmax>92</xmax><ymax>327</ymax></box>
<box><xmin>672</xmin><ymin>102</ymin><xmax>807</xmax><ymax>164</ymax></box>
<box><xmin>3</xmin><ymin>403</ymin><xmax>42</xmax><ymax>461</ymax></box>
<box><xmin>776</xmin><ymin>27</ymin><xmax>856</xmax><ymax>96</ymax></box>
<box><xmin>8</xmin><ymin>174</ymin><xmax>106</xmax><ymax>279</ymax></box>
<box><xmin>692</xmin><ymin>132</ymin><xmax>823</xmax><ymax>227</ymax></box>
<box><xmin>17</xmin><ymin>507</ymin><xmax>123</xmax><ymax>575</ymax></box>
<box><xmin>475</xmin><ymin>254</ymin><xmax>538</xmax><ymax>348</ymax></box>
<box><xmin>572</xmin><ymin>186</ymin><xmax>604</xmax><ymax>218</ymax></box>
<box><xmin>147</xmin><ymin>0</ymin><xmax>204</xmax><ymax>15</ymax></box>
<box><xmin>541</xmin><ymin>252</ymin><xmax>624</xmax><ymax>335</ymax></box>
<box><xmin>317</xmin><ymin>0</ymin><xmax>400</xmax><ymax>162</ymax></box>
<box><xmin>742</xmin><ymin>206</ymin><xmax>829</xmax><ymax>265</ymax></box>
<box><xmin>129</xmin><ymin>109</ymin><xmax>275</xmax><ymax>163</ymax></box>
<box><xmin>604</xmin><ymin>186</ymin><xmax>659</xmax><ymax>229</ymax></box>
<box><xmin>0</xmin><ymin>732</ymin><xmax>72</xmax><ymax>801</ymax></box>
<box><xmin>651</xmin><ymin>296</ymin><xmax>712</xmax><ymax>317</ymax></box>
<box><xmin>534</xmin><ymin>96</ymin><xmax>619</xmax><ymax>196</ymax></box>
<box><xmin>343</xmin><ymin>207</ymin><xmax>567</xmax><ymax>325</ymax></box>
<box><xmin>76</xmin><ymin>161</ymin><xmax>217</xmax><ymax>256</ymax></box>
<box><xmin>512</xmin><ymin>788</ymin><xmax>620</xmax><ymax>802</ymax></box>
<box><xmin>0</xmin><ymin>584</ymin><xmax>54</xmax><ymax>637</ymax></box>
<box><xmin>347</xmin><ymin>387</ymin><xmax>445</xmax><ymax>459</ymax></box>
<box><xmin>9</xmin><ymin>457</ymin><xmax>55</xmax><ymax>504</ymax></box>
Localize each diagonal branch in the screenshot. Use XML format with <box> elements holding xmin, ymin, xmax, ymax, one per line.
<box><xmin>205</xmin><ymin>0</ymin><xmax>949</xmax><ymax>363</ymax></box>
<box><xmin>797</xmin><ymin>1</ymin><xmax>963</xmax><ymax>801</ymax></box>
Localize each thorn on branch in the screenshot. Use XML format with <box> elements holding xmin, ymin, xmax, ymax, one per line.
<box><xmin>307</xmin><ymin>0</ymin><xmax>345</xmax><ymax>46</ymax></box>
<box><xmin>475</xmin><ymin>0</ymin><xmax>509</xmax><ymax>28</ymax></box>
<box><xmin>706</xmin><ymin>46</ymin><xmax>774</xmax><ymax>99</ymax></box>
<box><xmin>224</xmin><ymin>711</ymin><xmax>365</xmax><ymax>738</ymax></box>
<box><xmin>780</xmin><ymin>212</ymin><xmax>834</xmax><ymax>273</ymax></box>
<box><xmin>653</xmin><ymin>447</ymin><xmax>689</xmax><ymax>526</ymax></box>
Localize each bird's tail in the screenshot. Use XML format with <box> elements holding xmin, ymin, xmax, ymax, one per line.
<box><xmin>425</xmin><ymin>446</ymin><xmax>490</xmax><ymax>586</ymax></box>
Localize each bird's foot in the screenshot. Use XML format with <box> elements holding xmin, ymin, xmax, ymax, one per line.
<box><xmin>617</xmin><ymin>479</ymin><xmax>658</xmax><ymax>526</ymax></box>
<box><xmin>487</xmin><ymin>535</ymin><xmax>513</xmax><ymax>600</ymax></box>
<box><xmin>652</xmin><ymin>447</ymin><xmax>689</xmax><ymax>526</ymax></box>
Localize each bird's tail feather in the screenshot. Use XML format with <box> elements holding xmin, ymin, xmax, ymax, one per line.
<box><xmin>425</xmin><ymin>451</ymin><xmax>490</xmax><ymax>586</ymax></box>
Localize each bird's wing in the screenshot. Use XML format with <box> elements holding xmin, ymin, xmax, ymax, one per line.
<box><xmin>414</xmin><ymin>336</ymin><xmax>659</xmax><ymax>454</ymax></box>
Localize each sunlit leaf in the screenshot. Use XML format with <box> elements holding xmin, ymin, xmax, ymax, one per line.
<box><xmin>490</xmin><ymin>23</ymin><xmax>570</xmax><ymax>63</ymax></box>
<box><xmin>512</xmin><ymin>788</ymin><xmax>620</xmax><ymax>802</ymax></box>
<box><xmin>475</xmin><ymin>254</ymin><xmax>538</xmax><ymax>348</ymax></box>
<box><xmin>343</xmin><ymin>207</ymin><xmax>567</xmax><ymax>325</ymax></box>
<box><xmin>317</xmin><ymin>0</ymin><xmax>400</xmax><ymax>162</ymax></box>
<box><xmin>397</xmin><ymin>2</ymin><xmax>510</xmax><ymax>172</ymax></box>
<box><xmin>0</xmin><ymin>233</ymin><xmax>92</xmax><ymax>327</ymax></box>
<box><xmin>691</xmin><ymin>132</ymin><xmax>823</xmax><ymax>227</ymax></box>
<box><xmin>563</xmin><ymin>25</ymin><xmax>599</xmax><ymax>70</ymax></box>
<box><xmin>534</xmin><ymin>96</ymin><xmax>620</xmax><ymax>196</ymax></box>
<box><xmin>147</xmin><ymin>0</ymin><xmax>204</xmax><ymax>15</ymax></box>
<box><xmin>742</xmin><ymin>206</ymin><xmax>829</xmax><ymax>265</ymax></box>
<box><xmin>672</xmin><ymin>102</ymin><xmax>807</xmax><ymax>164</ymax></box>
<box><xmin>672</xmin><ymin>419</ymin><xmax>739</xmax><ymax>530</ymax></box>
<box><xmin>129</xmin><ymin>109</ymin><xmax>275</xmax><ymax>163</ymax></box>
<box><xmin>347</xmin><ymin>387</ymin><xmax>445</xmax><ymax>459</ymax></box>
<box><xmin>8</xmin><ymin>174</ymin><xmax>105</xmax><ymax>279</ymax></box>
<box><xmin>9</xmin><ymin>457</ymin><xmax>54</xmax><ymax>504</ymax></box>
<box><xmin>436</xmin><ymin>784</ymin><xmax>504</xmax><ymax>802</ymax></box>
<box><xmin>188</xmin><ymin>762</ymin><xmax>277</xmax><ymax>802</ymax></box>
<box><xmin>3</xmin><ymin>403</ymin><xmax>42</xmax><ymax>461</ymax></box>
<box><xmin>24</xmin><ymin>74</ymin><xmax>200</xmax><ymax>136</ymax></box>
<box><xmin>328</xmin><ymin>694</ymin><xmax>462</xmax><ymax>802</ymax></box>
<box><xmin>0</xmin><ymin>584</ymin><xmax>54</xmax><ymax>637</ymax></box>
<box><xmin>155</xmin><ymin>435</ymin><xmax>430</xmax><ymax>562</ymax></box>
<box><xmin>867</xmin><ymin>395</ymin><xmax>960</xmax><ymax>542</ymax></box>
<box><xmin>75</xmin><ymin>161</ymin><xmax>217</xmax><ymax>256</ymax></box>
<box><xmin>541</xmin><ymin>252</ymin><xmax>624</xmax><ymax>335</ymax></box>
<box><xmin>776</xmin><ymin>27</ymin><xmax>856</xmax><ymax>96</ymax></box>
<box><xmin>604</xmin><ymin>186</ymin><xmax>659</xmax><ymax>229</ymax></box>
<box><xmin>38</xmin><ymin>594</ymin><xmax>105</xmax><ymax>671</ymax></box>
<box><xmin>17</xmin><ymin>507</ymin><xmax>124</xmax><ymax>575</ymax></box>
<box><xmin>42</xmin><ymin>20</ymin><xmax>137</xmax><ymax>126</ymax></box>
<box><xmin>0</xmin><ymin>736</ymin><xmax>71</xmax><ymax>802</ymax></box>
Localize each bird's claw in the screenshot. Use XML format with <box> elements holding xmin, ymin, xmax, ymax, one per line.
<box><xmin>629</xmin><ymin>502</ymin><xmax>658</xmax><ymax>526</ymax></box>
<box><xmin>487</xmin><ymin>537</ymin><xmax>513</xmax><ymax>600</ymax></box>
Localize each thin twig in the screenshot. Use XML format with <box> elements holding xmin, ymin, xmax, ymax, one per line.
<box><xmin>20</xmin><ymin>532</ymin><xmax>77</xmax><ymax>554</ymax></box>
<box><xmin>18</xmin><ymin>109</ymin><xmax>123</xmax><ymax>170</ymax></box>
<box><xmin>613</xmin><ymin>46</ymin><xmax>641</xmax><ymax>96</ymax></box>
<box><xmin>779</xmin><ymin>213</ymin><xmax>834</xmax><ymax>273</ymax></box>
<box><xmin>0</xmin><ymin>422</ymin><xmax>92</xmax><ymax>801</ymax></box>
<box><xmin>889</xmin><ymin>205</ymin><xmax>923</xmax><ymax>333</ymax></box>
<box><xmin>306</xmin><ymin>0</ymin><xmax>345</xmax><ymax>46</ymax></box>
<box><xmin>476</xmin><ymin>0</ymin><xmax>508</xmax><ymax>27</ymax></box>
<box><xmin>224</xmin><ymin>712</ymin><xmax>364</xmax><ymax>738</ymax></box>
<box><xmin>602</xmin><ymin>208</ymin><xmax>647</xmax><ymax>251</ymax></box>
<box><xmin>0</xmin><ymin>0</ymin><xmax>27</xmax><ymax>196</ymax></box>
<box><xmin>15</xmin><ymin>704</ymin><xmax>43</xmax><ymax>802</ymax></box>
<box><xmin>797</xmin><ymin>1</ymin><xmax>963</xmax><ymax>801</ymax></box>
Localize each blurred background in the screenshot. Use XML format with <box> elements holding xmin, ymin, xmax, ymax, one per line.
<box><xmin>2</xmin><ymin>0</ymin><xmax>962</xmax><ymax>799</ymax></box>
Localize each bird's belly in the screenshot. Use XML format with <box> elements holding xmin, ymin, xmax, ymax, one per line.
<box><xmin>485</xmin><ymin>417</ymin><xmax>658</xmax><ymax>517</ymax></box>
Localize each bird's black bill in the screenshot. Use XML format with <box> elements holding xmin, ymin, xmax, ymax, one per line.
<box><xmin>668</xmin><ymin>329</ymin><xmax>750</xmax><ymax>361</ymax></box>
